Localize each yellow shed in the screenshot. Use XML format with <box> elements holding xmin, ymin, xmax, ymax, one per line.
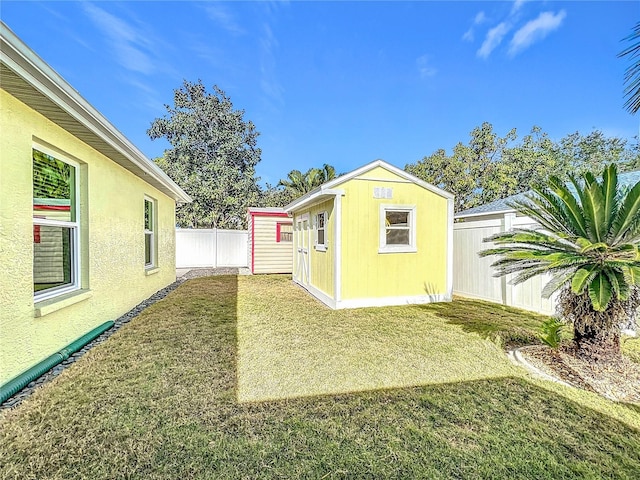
<box><xmin>247</xmin><ymin>207</ymin><xmax>293</xmax><ymax>274</ymax></box>
<box><xmin>285</xmin><ymin>160</ymin><xmax>454</xmax><ymax>309</ymax></box>
<box><xmin>0</xmin><ymin>24</ymin><xmax>191</xmax><ymax>385</ymax></box>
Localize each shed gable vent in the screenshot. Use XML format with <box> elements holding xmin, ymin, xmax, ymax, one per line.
<box><xmin>373</xmin><ymin>187</ymin><xmax>393</xmax><ymax>199</ymax></box>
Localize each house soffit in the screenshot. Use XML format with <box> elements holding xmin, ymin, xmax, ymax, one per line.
<box><xmin>0</xmin><ymin>25</ymin><xmax>191</xmax><ymax>203</ymax></box>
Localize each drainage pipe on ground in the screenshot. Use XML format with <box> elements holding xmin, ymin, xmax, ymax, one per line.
<box><xmin>0</xmin><ymin>320</ymin><xmax>114</xmax><ymax>405</ymax></box>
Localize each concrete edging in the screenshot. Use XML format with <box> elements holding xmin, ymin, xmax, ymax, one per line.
<box><xmin>507</xmin><ymin>347</ymin><xmax>575</xmax><ymax>390</ymax></box>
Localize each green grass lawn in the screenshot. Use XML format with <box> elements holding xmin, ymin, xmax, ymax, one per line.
<box><xmin>1</xmin><ymin>275</ymin><xmax>639</xmax><ymax>479</ymax></box>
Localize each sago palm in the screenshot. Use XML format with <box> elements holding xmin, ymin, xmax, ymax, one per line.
<box><xmin>480</xmin><ymin>164</ymin><xmax>640</xmax><ymax>360</ymax></box>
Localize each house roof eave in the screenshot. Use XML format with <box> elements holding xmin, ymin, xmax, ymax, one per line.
<box><xmin>0</xmin><ymin>22</ymin><xmax>192</xmax><ymax>204</ymax></box>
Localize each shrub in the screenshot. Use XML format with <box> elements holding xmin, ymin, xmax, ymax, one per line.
<box><xmin>540</xmin><ymin>318</ymin><xmax>565</xmax><ymax>349</ymax></box>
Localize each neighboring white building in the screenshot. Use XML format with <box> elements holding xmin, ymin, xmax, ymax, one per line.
<box><xmin>453</xmin><ymin>170</ymin><xmax>640</xmax><ymax>315</ymax></box>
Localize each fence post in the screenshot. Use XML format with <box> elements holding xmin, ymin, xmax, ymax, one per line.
<box><xmin>501</xmin><ymin>212</ymin><xmax>516</xmax><ymax>307</ymax></box>
<box><xmin>213</xmin><ymin>227</ymin><xmax>217</xmax><ymax>268</ymax></box>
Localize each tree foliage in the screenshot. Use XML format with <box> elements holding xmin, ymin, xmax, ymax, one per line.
<box><xmin>278</xmin><ymin>164</ymin><xmax>337</xmax><ymax>197</ymax></box>
<box><xmin>405</xmin><ymin>123</ymin><xmax>638</xmax><ymax>212</ymax></box>
<box><xmin>481</xmin><ymin>164</ymin><xmax>640</xmax><ymax>360</ymax></box>
<box><xmin>262</xmin><ymin>164</ymin><xmax>338</xmax><ymax>207</ymax></box>
<box><xmin>33</xmin><ymin>150</ymin><xmax>72</xmax><ymax>199</ymax></box>
<box><xmin>149</xmin><ymin>80</ymin><xmax>261</xmax><ymax>229</ymax></box>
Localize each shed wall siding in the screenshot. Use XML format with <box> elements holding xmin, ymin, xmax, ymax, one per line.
<box><xmin>252</xmin><ymin>215</ymin><xmax>293</xmax><ymax>274</ymax></box>
<box><xmin>0</xmin><ymin>89</ymin><xmax>178</xmax><ymax>383</ymax></box>
<box><xmin>309</xmin><ymin>199</ymin><xmax>335</xmax><ymax>297</ymax></box>
<box><xmin>291</xmin><ymin>199</ymin><xmax>335</xmax><ymax>298</ymax></box>
<box><xmin>339</xmin><ymin>167</ymin><xmax>449</xmax><ymax>301</ymax></box>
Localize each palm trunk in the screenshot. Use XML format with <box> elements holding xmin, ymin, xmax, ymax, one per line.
<box><xmin>572</xmin><ymin>321</ymin><xmax>620</xmax><ymax>361</ymax></box>
<box><xmin>558</xmin><ymin>288</ymin><xmax>623</xmax><ymax>362</ymax></box>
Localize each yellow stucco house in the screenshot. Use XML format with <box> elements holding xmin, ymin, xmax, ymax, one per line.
<box><xmin>285</xmin><ymin>160</ymin><xmax>454</xmax><ymax>309</ymax></box>
<box><xmin>0</xmin><ymin>23</ymin><xmax>191</xmax><ymax>385</ymax></box>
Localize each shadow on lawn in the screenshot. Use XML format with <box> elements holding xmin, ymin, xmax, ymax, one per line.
<box><xmin>4</xmin><ymin>275</ymin><xmax>639</xmax><ymax>480</ymax></box>
<box><xmin>419</xmin><ymin>297</ymin><xmax>548</xmax><ymax>349</ymax></box>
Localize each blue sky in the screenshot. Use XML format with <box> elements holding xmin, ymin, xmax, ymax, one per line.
<box><xmin>2</xmin><ymin>1</ymin><xmax>639</xmax><ymax>186</ymax></box>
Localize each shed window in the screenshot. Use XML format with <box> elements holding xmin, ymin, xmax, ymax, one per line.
<box><xmin>144</xmin><ymin>197</ymin><xmax>157</xmax><ymax>268</ymax></box>
<box><xmin>379</xmin><ymin>205</ymin><xmax>416</xmax><ymax>253</ymax></box>
<box><xmin>316</xmin><ymin>212</ymin><xmax>327</xmax><ymax>251</ymax></box>
<box><xmin>277</xmin><ymin>223</ymin><xmax>293</xmax><ymax>242</ymax></box>
<box><xmin>33</xmin><ymin>148</ymin><xmax>80</xmax><ymax>300</ymax></box>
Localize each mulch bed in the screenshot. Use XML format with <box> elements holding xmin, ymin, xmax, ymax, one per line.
<box><xmin>519</xmin><ymin>344</ymin><xmax>640</xmax><ymax>403</ymax></box>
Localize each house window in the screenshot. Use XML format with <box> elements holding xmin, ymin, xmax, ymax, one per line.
<box><xmin>33</xmin><ymin>148</ymin><xmax>79</xmax><ymax>300</ymax></box>
<box><xmin>379</xmin><ymin>205</ymin><xmax>417</xmax><ymax>253</ymax></box>
<box><xmin>316</xmin><ymin>212</ymin><xmax>327</xmax><ymax>251</ymax></box>
<box><xmin>276</xmin><ymin>223</ymin><xmax>293</xmax><ymax>242</ymax></box>
<box><xmin>144</xmin><ymin>197</ymin><xmax>157</xmax><ymax>268</ymax></box>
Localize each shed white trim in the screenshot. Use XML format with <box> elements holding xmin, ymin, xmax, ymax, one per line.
<box><xmin>284</xmin><ymin>159</ymin><xmax>453</xmax><ymax>213</ymax></box>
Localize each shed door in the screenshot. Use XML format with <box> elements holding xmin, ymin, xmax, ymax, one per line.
<box><xmin>294</xmin><ymin>214</ymin><xmax>310</xmax><ymax>287</ymax></box>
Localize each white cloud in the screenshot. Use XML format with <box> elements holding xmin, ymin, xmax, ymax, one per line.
<box><xmin>508</xmin><ymin>10</ymin><xmax>567</xmax><ymax>56</ymax></box>
<box><xmin>204</xmin><ymin>4</ymin><xmax>245</xmax><ymax>35</ymax></box>
<box><xmin>259</xmin><ymin>23</ymin><xmax>284</xmax><ymax>105</ymax></box>
<box><xmin>416</xmin><ymin>54</ymin><xmax>437</xmax><ymax>78</ymax></box>
<box><xmin>511</xmin><ymin>0</ymin><xmax>528</xmax><ymax>15</ymax></box>
<box><xmin>82</xmin><ymin>3</ymin><xmax>155</xmax><ymax>75</ymax></box>
<box><xmin>477</xmin><ymin>22</ymin><xmax>511</xmax><ymax>59</ymax></box>
<box><xmin>474</xmin><ymin>11</ymin><xmax>487</xmax><ymax>25</ymax></box>
<box><xmin>462</xmin><ymin>11</ymin><xmax>487</xmax><ymax>42</ymax></box>
<box><xmin>462</xmin><ymin>28</ymin><xmax>474</xmax><ymax>42</ymax></box>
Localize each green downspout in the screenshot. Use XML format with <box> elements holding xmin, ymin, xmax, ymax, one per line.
<box><xmin>0</xmin><ymin>320</ymin><xmax>114</xmax><ymax>405</ymax></box>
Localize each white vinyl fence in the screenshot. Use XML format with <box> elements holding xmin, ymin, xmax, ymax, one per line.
<box><xmin>453</xmin><ymin>213</ymin><xmax>556</xmax><ymax>315</ymax></box>
<box><xmin>176</xmin><ymin>228</ymin><xmax>248</xmax><ymax>268</ymax></box>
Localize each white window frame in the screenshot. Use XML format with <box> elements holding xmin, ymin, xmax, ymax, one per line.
<box><xmin>144</xmin><ymin>196</ymin><xmax>157</xmax><ymax>268</ymax></box>
<box><xmin>379</xmin><ymin>204</ymin><xmax>417</xmax><ymax>254</ymax></box>
<box><xmin>315</xmin><ymin>211</ymin><xmax>328</xmax><ymax>252</ymax></box>
<box><xmin>33</xmin><ymin>145</ymin><xmax>81</xmax><ymax>302</ymax></box>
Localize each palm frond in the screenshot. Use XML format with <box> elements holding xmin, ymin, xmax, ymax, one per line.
<box><xmin>541</xmin><ymin>271</ymin><xmax>573</xmax><ymax>298</ymax></box>
<box><xmin>581</xmin><ymin>180</ymin><xmax>606</xmax><ymax>242</ymax></box>
<box><xmin>571</xmin><ymin>265</ymin><xmax>599</xmax><ymax>295</ymax></box>
<box><xmin>546</xmin><ymin>176</ymin><xmax>589</xmax><ymax>237</ymax></box>
<box><xmin>611</xmin><ymin>180</ymin><xmax>640</xmax><ymax>243</ymax></box>
<box><xmin>604</xmin><ymin>268</ymin><xmax>630</xmax><ymax>301</ymax></box>
<box><xmin>618</xmin><ymin>21</ymin><xmax>640</xmax><ymax>114</ymax></box>
<box><xmin>601</xmin><ymin>164</ymin><xmax>619</xmax><ymax>241</ymax></box>
<box><xmin>588</xmin><ymin>272</ymin><xmax>613</xmax><ymax>311</ymax></box>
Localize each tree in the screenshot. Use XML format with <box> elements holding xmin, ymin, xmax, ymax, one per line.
<box><xmin>555</xmin><ymin>130</ymin><xmax>629</xmax><ymax>175</ymax></box>
<box><xmin>480</xmin><ymin>164</ymin><xmax>640</xmax><ymax>361</ymax></box>
<box><xmin>406</xmin><ymin>122</ymin><xmax>518</xmax><ymax>211</ymax></box>
<box><xmin>406</xmin><ymin>123</ymin><xmax>637</xmax><ymax>212</ymax></box>
<box><xmin>619</xmin><ymin>21</ymin><xmax>640</xmax><ymax>115</ymax></box>
<box><xmin>277</xmin><ymin>164</ymin><xmax>338</xmax><ymax>199</ymax></box>
<box><xmin>261</xmin><ymin>182</ymin><xmax>297</xmax><ymax>208</ymax></box>
<box><xmin>148</xmin><ymin>80</ymin><xmax>261</xmax><ymax>229</ymax></box>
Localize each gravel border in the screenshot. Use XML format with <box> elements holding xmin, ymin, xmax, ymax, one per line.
<box><xmin>2</xmin><ymin>268</ymin><xmax>252</xmax><ymax>411</ymax></box>
<box><xmin>1</xmin><ymin>279</ymin><xmax>185</xmax><ymax>411</ymax></box>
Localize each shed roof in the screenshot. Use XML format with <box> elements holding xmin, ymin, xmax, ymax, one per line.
<box><xmin>455</xmin><ymin>169</ymin><xmax>640</xmax><ymax>219</ymax></box>
<box><xmin>247</xmin><ymin>207</ymin><xmax>290</xmax><ymax>217</ymax></box>
<box><xmin>285</xmin><ymin>159</ymin><xmax>454</xmax><ymax>212</ymax></box>
<box><xmin>0</xmin><ymin>21</ymin><xmax>191</xmax><ymax>204</ymax></box>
